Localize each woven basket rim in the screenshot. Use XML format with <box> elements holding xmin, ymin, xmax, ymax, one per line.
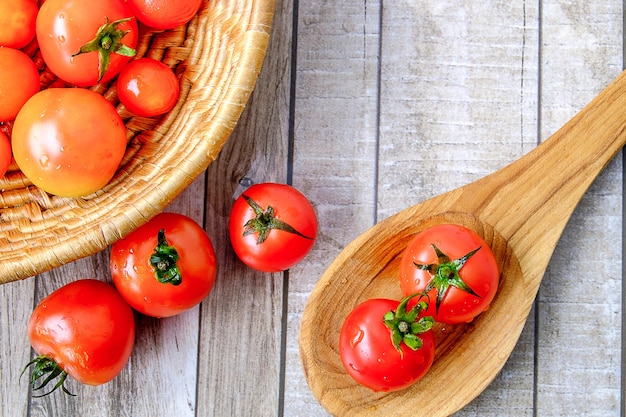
<box><xmin>0</xmin><ymin>0</ymin><xmax>276</xmax><ymax>284</ymax></box>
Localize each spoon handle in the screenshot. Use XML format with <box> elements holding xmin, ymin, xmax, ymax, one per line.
<box><xmin>473</xmin><ymin>69</ymin><xmax>626</xmax><ymax>281</ymax></box>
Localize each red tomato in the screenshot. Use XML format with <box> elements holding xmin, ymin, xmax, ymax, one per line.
<box><xmin>0</xmin><ymin>0</ymin><xmax>38</xmax><ymax>48</ymax></box>
<box><xmin>12</xmin><ymin>88</ymin><xmax>127</xmax><ymax>197</ymax></box>
<box><xmin>36</xmin><ymin>0</ymin><xmax>138</xmax><ymax>87</ymax></box>
<box><xmin>117</xmin><ymin>58</ymin><xmax>180</xmax><ymax>117</ymax></box>
<box><xmin>339</xmin><ymin>295</ymin><xmax>435</xmax><ymax>392</ymax></box>
<box><xmin>110</xmin><ymin>212</ymin><xmax>217</xmax><ymax>318</ymax></box>
<box><xmin>126</xmin><ymin>0</ymin><xmax>202</xmax><ymax>30</ymax></box>
<box><xmin>0</xmin><ymin>131</ymin><xmax>12</xmax><ymax>177</ymax></box>
<box><xmin>399</xmin><ymin>224</ymin><xmax>500</xmax><ymax>324</ymax></box>
<box><xmin>0</xmin><ymin>47</ymin><xmax>40</xmax><ymax>122</ymax></box>
<box><xmin>229</xmin><ymin>183</ymin><xmax>317</xmax><ymax>272</ymax></box>
<box><xmin>24</xmin><ymin>279</ymin><xmax>135</xmax><ymax>395</ymax></box>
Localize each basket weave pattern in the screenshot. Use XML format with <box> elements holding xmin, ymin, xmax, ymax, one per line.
<box><xmin>0</xmin><ymin>0</ymin><xmax>275</xmax><ymax>284</ymax></box>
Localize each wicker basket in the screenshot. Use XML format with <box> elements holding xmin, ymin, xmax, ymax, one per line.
<box><xmin>0</xmin><ymin>0</ymin><xmax>275</xmax><ymax>284</ymax></box>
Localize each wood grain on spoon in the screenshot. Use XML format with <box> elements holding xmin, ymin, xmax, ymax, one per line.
<box><xmin>299</xmin><ymin>70</ymin><xmax>626</xmax><ymax>416</ymax></box>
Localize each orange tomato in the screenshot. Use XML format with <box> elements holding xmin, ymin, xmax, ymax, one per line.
<box><xmin>0</xmin><ymin>47</ymin><xmax>39</xmax><ymax>122</ymax></box>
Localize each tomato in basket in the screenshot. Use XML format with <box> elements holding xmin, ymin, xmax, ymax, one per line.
<box><xmin>125</xmin><ymin>0</ymin><xmax>203</xmax><ymax>30</ymax></box>
<box><xmin>0</xmin><ymin>131</ymin><xmax>12</xmax><ymax>177</ymax></box>
<box><xmin>117</xmin><ymin>58</ymin><xmax>180</xmax><ymax>117</ymax></box>
<box><xmin>0</xmin><ymin>47</ymin><xmax>40</xmax><ymax>122</ymax></box>
<box><xmin>23</xmin><ymin>279</ymin><xmax>135</xmax><ymax>396</ymax></box>
<box><xmin>0</xmin><ymin>0</ymin><xmax>38</xmax><ymax>49</ymax></box>
<box><xmin>12</xmin><ymin>88</ymin><xmax>127</xmax><ymax>197</ymax></box>
<box><xmin>36</xmin><ymin>0</ymin><xmax>138</xmax><ymax>87</ymax></box>
<box><xmin>110</xmin><ymin>213</ymin><xmax>217</xmax><ymax>318</ymax></box>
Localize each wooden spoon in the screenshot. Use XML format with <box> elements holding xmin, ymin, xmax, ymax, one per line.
<box><xmin>299</xmin><ymin>70</ymin><xmax>626</xmax><ymax>416</ymax></box>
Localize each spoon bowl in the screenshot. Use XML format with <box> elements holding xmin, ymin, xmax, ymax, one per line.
<box><xmin>299</xmin><ymin>70</ymin><xmax>626</xmax><ymax>416</ymax></box>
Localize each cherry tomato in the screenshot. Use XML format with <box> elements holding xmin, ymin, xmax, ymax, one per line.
<box><xmin>339</xmin><ymin>295</ymin><xmax>435</xmax><ymax>392</ymax></box>
<box><xmin>36</xmin><ymin>0</ymin><xmax>138</xmax><ymax>87</ymax></box>
<box><xmin>117</xmin><ymin>58</ymin><xmax>180</xmax><ymax>117</ymax></box>
<box><xmin>0</xmin><ymin>47</ymin><xmax>40</xmax><ymax>122</ymax></box>
<box><xmin>110</xmin><ymin>212</ymin><xmax>217</xmax><ymax>318</ymax></box>
<box><xmin>125</xmin><ymin>0</ymin><xmax>202</xmax><ymax>30</ymax></box>
<box><xmin>0</xmin><ymin>0</ymin><xmax>38</xmax><ymax>48</ymax></box>
<box><xmin>12</xmin><ymin>88</ymin><xmax>127</xmax><ymax>197</ymax></box>
<box><xmin>229</xmin><ymin>183</ymin><xmax>317</xmax><ymax>272</ymax></box>
<box><xmin>0</xmin><ymin>131</ymin><xmax>12</xmax><ymax>177</ymax></box>
<box><xmin>399</xmin><ymin>224</ymin><xmax>500</xmax><ymax>324</ymax></box>
<box><xmin>24</xmin><ymin>279</ymin><xmax>135</xmax><ymax>395</ymax></box>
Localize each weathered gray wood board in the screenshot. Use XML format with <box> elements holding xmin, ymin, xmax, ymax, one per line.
<box><xmin>0</xmin><ymin>0</ymin><xmax>622</xmax><ymax>416</ymax></box>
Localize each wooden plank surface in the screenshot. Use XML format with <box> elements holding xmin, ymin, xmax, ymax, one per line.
<box><xmin>0</xmin><ymin>0</ymin><xmax>623</xmax><ymax>416</ymax></box>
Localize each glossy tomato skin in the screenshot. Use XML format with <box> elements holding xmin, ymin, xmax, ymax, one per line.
<box><xmin>339</xmin><ymin>298</ymin><xmax>435</xmax><ymax>392</ymax></box>
<box><xmin>117</xmin><ymin>58</ymin><xmax>180</xmax><ymax>117</ymax></box>
<box><xmin>110</xmin><ymin>212</ymin><xmax>217</xmax><ymax>318</ymax></box>
<box><xmin>28</xmin><ymin>279</ymin><xmax>135</xmax><ymax>386</ymax></box>
<box><xmin>0</xmin><ymin>131</ymin><xmax>12</xmax><ymax>177</ymax></box>
<box><xmin>36</xmin><ymin>0</ymin><xmax>138</xmax><ymax>87</ymax></box>
<box><xmin>229</xmin><ymin>183</ymin><xmax>318</xmax><ymax>272</ymax></box>
<box><xmin>0</xmin><ymin>47</ymin><xmax>40</xmax><ymax>122</ymax></box>
<box><xmin>0</xmin><ymin>0</ymin><xmax>38</xmax><ymax>48</ymax></box>
<box><xmin>12</xmin><ymin>88</ymin><xmax>127</xmax><ymax>197</ymax></box>
<box><xmin>126</xmin><ymin>0</ymin><xmax>202</xmax><ymax>30</ymax></box>
<box><xmin>399</xmin><ymin>224</ymin><xmax>500</xmax><ymax>324</ymax></box>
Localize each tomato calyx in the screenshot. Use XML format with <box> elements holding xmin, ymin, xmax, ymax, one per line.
<box><xmin>383</xmin><ymin>294</ymin><xmax>434</xmax><ymax>355</ymax></box>
<box><xmin>241</xmin><ymin>194</ymin><xmax>313</xmax><ymax>244</ymax></box>
<box><xmin>149</xmin><ymin>229</ymin><xmax>182</xmax><ymax>285</ymax></box>
<box><xmin>72</xmin><ymin>16</ymin><xmax>137</xmax><ymax>83</ymax></box>
<box><xmin>21</xmin><ymin>355</ymin><xmax>75</xmax><ymax>397</ymax></box>
<box><xmin>414</xmin><ymin>244</ymin><xmax>482</xmax><ymax>313</ymax></box>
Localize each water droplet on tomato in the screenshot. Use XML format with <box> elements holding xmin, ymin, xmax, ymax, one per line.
<box><xmin>39</xmin><ymin>155</ymin><xmax>49</xmax><ymax>167</ymax></box>
<box><xmin>350</xmin><ymin>329</ymin><xmax>364</xmax><ymax>348</ymax></box>
<box><xmin>57</xmin><ymin>35</ymin><xmax>66</xmax><ymax>43</ymax></box>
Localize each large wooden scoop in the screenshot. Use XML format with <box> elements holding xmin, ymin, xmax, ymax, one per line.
<box><xmin>299</xmin><ymin>70</ymin><xmax>626</xmax><ymax>416</ymax></box>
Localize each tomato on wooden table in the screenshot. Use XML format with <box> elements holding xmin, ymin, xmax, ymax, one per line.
<box><xmin>229</xmin><ymin>183</ymin><xmax>318</xmax><ymax>272</ymax></box>
<box><xmin>0</xmin><ymin>47</ymin><xmax>39</xmax><ymax>122</ymax></box>
<box><xmin>399</xmin><ymin>223</ymin><xmax>500</xmax><ymax>324</ymax></box>
<box><xmin>339</xmin><ymin>295</ymin><xmax>436</xmax><ymax>392</ymax></box>
<box><xmin>126</xmin><ymin>0</ymin><xmax>203</xmax><ymax>30</ymax></box>
<box><xmin>117</xmin><ymin>58</ymin><xmax>180</xmax><ymax>117</ymax></box>
<box><xmin>110</xmin><ymin>212</ymin><xmax>217</xmax><ymax>318</ymax></box>
<box><xmin>12</xmin><ymin>88</ymin><xmax>127</xmax><ymax>197</ymax></box>
<box><xmin>36</xmin><ymin>0</ymin><xmax>137</xmax><ymax>87</ymax></box>
<box><xmin>0</xmin><ymin>0</ymin><xmax>38</xmax><ymax>48</ymax></box>
<box><xmin>24</xmin><ymin>279</ymin><xmax>135</xmax><ymax>395</ymax></box>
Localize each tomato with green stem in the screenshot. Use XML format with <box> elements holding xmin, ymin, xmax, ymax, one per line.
<box><xmin>23</xmin><ymin>279</ymin><xmax>135</xmax><ymax>396</ymax></box>
<box><xmin>229</xmin><ymin>183</ymin><xmax>318</xmax><ymax>272</ymax></box>
<box><xmin>339</xmin><ymin>294</ymin><xmax>436</xmax><ymax>392</ymax></box>
<box><xmin>399</xmin><ymin>223</ymin><xmax>500</xmax><ymax>324</ymax></box>
<box><xmin>36</xmin><ymin>0</ymin><xmax>137</xmax><ymax>87</ymax></box>
<box><xmin>110</xmin><ymin>212</ymin><xmax>217</xmax><ymax>318</ymax></box>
